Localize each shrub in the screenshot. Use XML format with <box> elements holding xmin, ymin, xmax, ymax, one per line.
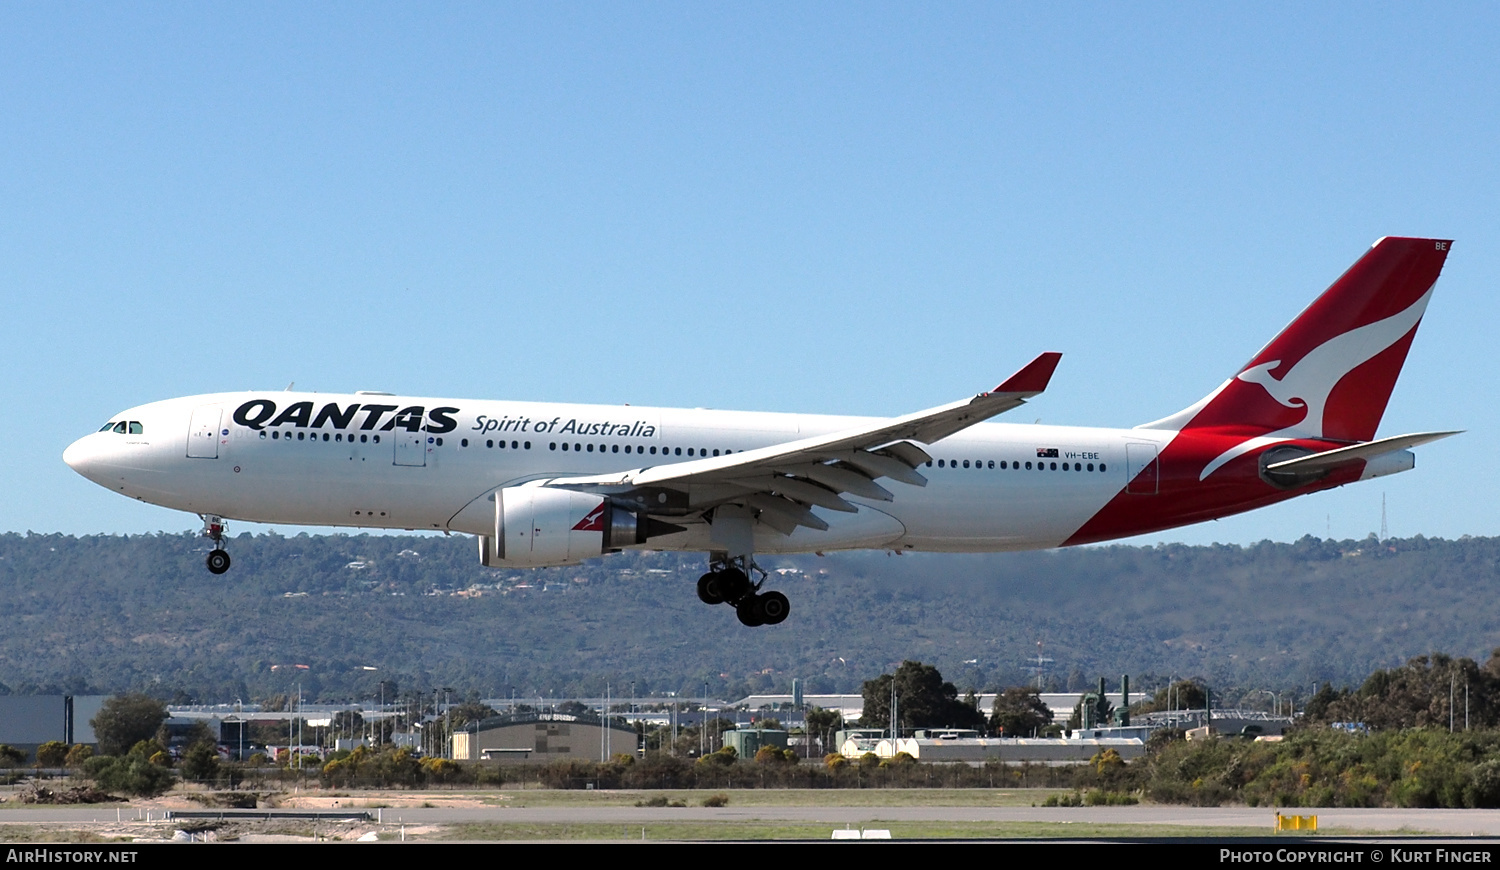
<box><xmin>36</xmin><ymin>742</ymin><xmax>68</xmax><ymax>768</ymax></box>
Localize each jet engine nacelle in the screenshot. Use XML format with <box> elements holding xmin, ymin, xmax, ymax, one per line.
<box><xmin>478</xmin><ymin>485</ymin><xmax>650</xmax><ymax>568</ymax></box>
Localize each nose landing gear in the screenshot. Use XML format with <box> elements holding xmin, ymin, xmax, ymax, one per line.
<box><xmin>201</xmin><ymin>515</ymin><xmax>231</xmax><ymax>575</ymax></box>
<box><xmin>697</xmin><ymin>557</ymin><xmax>789</xmax><ymax>627</ymax></box>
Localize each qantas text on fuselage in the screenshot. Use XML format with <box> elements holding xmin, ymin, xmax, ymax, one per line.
<box><xmin>64</xmin><ymin>238</ymin><xmax>1458</xmax><ymax>626</ymax></box>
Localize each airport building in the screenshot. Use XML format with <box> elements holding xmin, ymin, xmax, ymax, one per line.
<box><xmin>0</xmin><ymin>696</ymin><xmax>107</xmax><ymax>761</ymax></box>
<box><xmin>452</xmin><ymin>711</ymin><xmax>639</xmax><ymax>763</ymax></box>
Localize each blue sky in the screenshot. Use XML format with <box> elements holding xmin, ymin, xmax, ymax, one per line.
<box><xmin>5</xmin><ymin>3</ymin><xmax>1496</xmax><ymax>545</ymax></box>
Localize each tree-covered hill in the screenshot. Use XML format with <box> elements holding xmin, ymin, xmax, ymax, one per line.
<box><xmin>2</xmin><ymin>531</ymin><xmax>1498</xmax><ymax>704</ymax></box>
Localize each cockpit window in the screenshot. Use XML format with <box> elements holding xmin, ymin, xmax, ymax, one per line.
<box><xmin>129</xmin><ymin>422</ymin><xmax>143</xmax><ymax>434</ymax></box>
<box><xmin>99</xmin><ymin>422</ymin><xmax>117</xmax><ymax>432</ymax></box>
<box><xmin>112</xmin><ymin>422</ymin><xmax>127</xmax><ymax>434</ymax></box>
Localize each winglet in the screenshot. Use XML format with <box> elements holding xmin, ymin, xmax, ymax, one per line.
<box><xmin>993</xmin><ymin>352</ymin><xmax>1063</xmax><ymax>394</ymax></box>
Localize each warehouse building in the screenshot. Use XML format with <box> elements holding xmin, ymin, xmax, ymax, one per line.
<box><xmin>453</xmin><ymin>711</ymin><xmax>639</xmax><ymax>763</ymax></box>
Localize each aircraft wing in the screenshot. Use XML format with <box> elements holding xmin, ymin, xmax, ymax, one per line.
<box><xmin>544</xmin><ymin>352</ymin><xmax>1062</xmax><ymax>533</ymax></box>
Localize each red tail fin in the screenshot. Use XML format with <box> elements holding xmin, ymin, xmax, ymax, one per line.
<box><xmin>1144</xmin><ymin>237</ymin><xmax>1451</xmax><ymax>444</ymax></box>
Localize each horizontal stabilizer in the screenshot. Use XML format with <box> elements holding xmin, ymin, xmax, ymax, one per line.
<box><xmin>1265</xmin><ymin>431</ymin><xmax>1461</xmax><ymax>475</ymax></box>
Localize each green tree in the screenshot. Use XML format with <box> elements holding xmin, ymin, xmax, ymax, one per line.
<box><xmin>754</xmin><ymin>745</ymin><xmax>796</xmax><ymax>764</ymax></box>
<box><xmin>1068</xmin><ymin>695</ymin><xmax>1115</xmax><ymax>731</ymax></box>
<box><xmin>446</xmin><ymin>701</ymin><xmax>495</xmax><ymax>729</ymax></box>
<box><xmin>806</xmin><ymin>707</ymin><xmax>844</xmax><ymax>753</ymax></box>
<box><xmin>36</xmin><ymin>741</ymin><xmax>68</xmax><ymax>768</ymax></box>
<box><xmin>988</xmin><ymin>687</ymin><xmax>1053</xmax><ymax>737</ymax></box>
<box><xmin>1138</xmin><ymin>680</ymin><xmax>1208</xmax><ymax>713</ymax></box>
<box><xmin>83</xmin><ymin>742</ymin><xmax>175</xmax><ymax>797</ymax></box>
<box><xmin>64</xmin><ymin>744</ymin><xmax>93</xmax><ymax>769</ymax></box>
<box><xmin>1311</xmin><ymin>653</ymin><xmax>1500</xmax><ymax>731</ymax></box>
<box><xmin>92</xmin><ymin>693</ymin><xmax>168</xmax><ymax>756</ymax></box>
<box><xmin>859</xmin><ymin>661</ymin><xmax>985</xmax><ymax>733</ymax></box>
<box><xmin>180</xmin><ymin>741</ymin><xmax>222</xmax><ymax>783</ymax></box>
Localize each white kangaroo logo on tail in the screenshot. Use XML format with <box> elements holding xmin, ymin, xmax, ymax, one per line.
<box><xmin>1198</xmin><ymin>285</ymin><xmax>1434</xmax><ymax>480</ymax></box>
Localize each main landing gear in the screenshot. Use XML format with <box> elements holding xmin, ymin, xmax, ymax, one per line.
<box><xmin>201</xmin><ymin>515</ymin><xmax>231</xmax><ymax>575</ymax></box>
<box><xmin>697</xmin><ymin>557</ymin><xmax>789</xmax><ymax>627</ymax></box>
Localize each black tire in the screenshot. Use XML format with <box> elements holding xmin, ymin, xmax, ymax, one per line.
<box><xmin>206</xmin><ymin>550</ymin><xmax>231</xmax><ymax>575</ymax></box>
<box><xmin>735</xmin><ymin>594</ymin><xmax>766</xmax><ymax>627</ymax></box>
<box><xmin>719</xmin><ymin>567</ymin><xmax>752</xmax><ymax>602</ymax></box>
<box><xmin>697</xmin><ymin>572</ymin><xmax>724</xmax><ymax>605</ymax></box>
<box><xmin>760</xmin><ymin>590</ymin><xmax>790</xmax><ymax>625</ymax></box>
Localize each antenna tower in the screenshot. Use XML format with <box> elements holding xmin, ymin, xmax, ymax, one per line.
<box><xmin>1025</xmin><ymin>640</ymin><xmax>1054</xmax><ymax>690</ymax></box>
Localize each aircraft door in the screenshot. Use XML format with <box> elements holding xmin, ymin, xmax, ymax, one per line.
<box><xmin>187</xmin><ymin>406</ymin><xmax>221</xmax><ymax>459</ymax></box>
<box><xmin>1125</xmin><ymin>443</ymin><xmax>1159</xmax><ymax>495</ymax></box>
<box><xmin>393</xmin><ymin>426</ymin><xmax>427</xmax><ymax>467</ymax></box>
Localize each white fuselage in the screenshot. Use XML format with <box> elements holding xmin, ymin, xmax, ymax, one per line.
<box><xmin>63</xmin><ymin>391</ymin><xmax>1168</xmax><ymax>555</ymax></box>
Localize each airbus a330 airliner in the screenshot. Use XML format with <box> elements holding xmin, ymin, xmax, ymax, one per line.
<box><xmin>65</xmin><ymin>237</ymin><xmax>1457</xmax><ymax>626</ymax></box>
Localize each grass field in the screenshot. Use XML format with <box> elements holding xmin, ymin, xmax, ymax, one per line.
<box><xmin>449</xmin><ymin>787</ymin><xmax>1072</xmax><ymax>808</ymax></box>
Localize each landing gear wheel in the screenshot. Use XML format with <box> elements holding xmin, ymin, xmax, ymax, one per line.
<box><xmin>206</xmin><ymin>550</ymin><xmax>231</xmax><ymax>575</ymax></box>
<box><xmin>718</xmin><ymin>567</ymin><xmax>752</xmax><ymax>603</ymax></box>
<box><xmin>759</xmin><ymin>590</ymin><xmax>790</xmax><ymax>625</ymax></box>
<box><xmin>697</xmin><ymin>572</ymin><xmax>724</xmax><ymax>605</ymax></box>
<box><xmin>735</xmin><ymin>594</ymin><xmax>767</xmax><ymax>627</ymax></box>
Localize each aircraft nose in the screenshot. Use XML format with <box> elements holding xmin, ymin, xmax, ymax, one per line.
<box><xmin>63</xmin><ymin>435</ymin><xmax>104</xmax><ymax>482</ymax></box>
